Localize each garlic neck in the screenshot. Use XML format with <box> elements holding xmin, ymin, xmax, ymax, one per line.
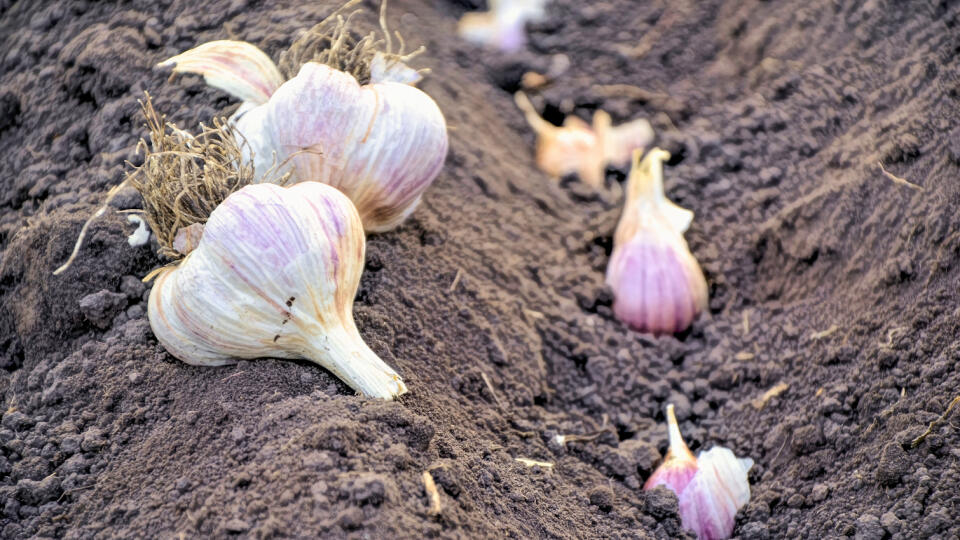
<box><xmin>625</xmin><ymin>148</ymin><xmax>669</xmax><ymax>211</ymax></box>
<box><xmin>304</xmin><ymin>323</ymin><xmax>408</xmax><ymax>400</ymax></box>
<box><xmin>665</xmin><ymin>404</ymin><xmax>696</xmax><ymax>463</ymax></box>
<box><xmin>620</xmin><ymin>148</ymin><xmax>694</xmax><ymax>240</ymax></box>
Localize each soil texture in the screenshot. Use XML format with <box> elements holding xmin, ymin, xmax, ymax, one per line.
<box><xmin>1</xmin><ymin>0</ymin><xmax>959</xmax><ymax>538</ymax></box>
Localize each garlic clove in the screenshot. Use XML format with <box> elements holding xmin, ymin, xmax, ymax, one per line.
<box><xmin>158</xmin><ymin>40</ymin><xmax>284</xmax><ymax>106</ymax></box>
<box><xmin>599</xmin><ymin>114</ymin><xmax>655</xmax><ymax>170</ymax></box>
<box><xmin>677</xmin><ymin>448</ymin><xmax>754</xmax><ymax>540</ymax></box>
<box><xmin>234</xmin><ymin>62</ymin><xmax>448</xmax><ymax>232</ymax></box>
<box><xmin>643</xmin><ymin>404</ymin><xmax>698</xmax><ymax>493</ymax></box>
<box><xmin>515</xmin><ymin>92</ymin><xmax>653</xmax><ymax>188</ymax></box>
<box><xmin>644</xmin><ymin>404</ymin><xmax>754</xmax><ymax>540</ymax></box>
<box><xmin>606</xmin><ymin>149</ymin><xmax>707</xmax><ymax>334</ymax></box>
<box><xmin>149</xmin><ymin>181</ymin><xmax>407</xmax><ymax>399</ymax></box>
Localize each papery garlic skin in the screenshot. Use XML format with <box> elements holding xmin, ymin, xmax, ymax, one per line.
<box><xmin>606</xmin><ymin>149</ymin><xmax>707</xmax><ymax>334</ymax></box>
<box><xmin>677</xmin><ymin>448</ymin><xmax>754</xmax><ymax>540</ymax></box>
<box><xmin>369</xmin><ymin>52</ymin><xmax>423</xmax><ymax>85</ymax></box>
<box><xmin>235</xmin><ymin>62</ymin><xmax>448</xmax><ymax>232</ymax></box>
<box><xmin>644</xmin><ymin>404</ymin><xmax>754</xmax><ymax>540</ymax></box>
<box><xmin>157</xmin><ymin>40</ymin><xmax>284</xmax><ymax>106</ymax></box>
<box><xmin>149</xmin><ymin>182</ymin><xmax>407</xmax><ymax>400</ymax></box>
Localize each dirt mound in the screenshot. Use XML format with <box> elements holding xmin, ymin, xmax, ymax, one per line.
<box><xmin>0</xmin><ymin>0</ymin><xmax>958</xmax><ymax>538</ymax></box>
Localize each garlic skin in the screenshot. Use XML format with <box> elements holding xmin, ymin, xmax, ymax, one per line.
<box><xmin>605</xmin><ymin>149</ymin><xmax>707</xmax><ymax>334</ymax></box>
<box><xmin>515</xmin><ymin>92</ymin><xmax>653</xmax><ymax>188</ymax></box>
<box><xmin>159</xmin><ymin>43</ymin><xmax>448</xmax><ymax>233</ymax></box>
<box><xmin>235</xmin><ymin>62</ymin><xmax>447</xmax><ymax>232</ymax></box>
<box><xmin>457</xmin><ymin>0</ymin><xmax>548</xmax><ymax>52</ymax></box>
<box><xmin>157</xmin><ymin>40</ymin><xmax>284</xmax><ymax>106</ymax></box>
<box><xmin>149</xmin><ymin>182</ymin><xmax>407</xmax><ymax>400</ymax></box>
<box><xmin>645</xmin><ymin>405</ymin><xmax>754</xmax><ymax>540</ymax></box>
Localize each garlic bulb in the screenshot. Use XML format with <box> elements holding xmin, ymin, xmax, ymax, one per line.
<box><xmin>457</xmin><ymin>0</ymin><xmax>548</xmax><ymax>52</ymax></box>
<box><xmin>605</xmin><ymin>148</ymin><xmax>707</xmax><ymax>334</ymax></box>
<box><xmin>514</xmin><ymin>92</ymin><xmax>653</xmax><ymax>188</ymax></box>
<box><xmin>234</xmin><ymin>62</ymin><xmax>447</xmax><ymax>232</ymax></box>
<box><xmin>148</xmin><ymin>182</ymin><xmax>407</xmax><ymax>400</ymax></box>
<box><xmin>159</xmin><ymin>39</ymin><xmax>448</xmax><ymax>232</ymax></box>
<box><xmin>645</xmin><ymin>404</ymin><xmax>754</xmax><ymax>540</ymax></box>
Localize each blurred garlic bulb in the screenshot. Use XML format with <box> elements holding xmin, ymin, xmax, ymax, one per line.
<box><xmin>158</xmin><ymin>33</ymin><xmax>447</xmax><ymax>233</ymax></box>
<box><xmin>645</xmin><ymin>404</ymin><xmax>754</xmax><ymax>540</ymax></box>
<box><xmin>515</xmin><ymin>92</ymin><xmax>653</xmax><ymax>188</ymax></box>
<box><xmin>149</xmin><ymin>182</ymin><xmax>407</xmax><ymax>400</ymax></box>
<box><xmin>606</xmin><ymin>148</ymin><xmax>707</xmax><ymax>334</ymax></box>
<box><xmin>457</xmin><ymin>0</ymin><xmax>548</xmax><ymax>52</ymax></box>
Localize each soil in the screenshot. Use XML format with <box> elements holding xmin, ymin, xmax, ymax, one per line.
<box><xmin>1</xmin><ymin>0</ymin><xmax>959</xmax><ymax>538</ymax></box>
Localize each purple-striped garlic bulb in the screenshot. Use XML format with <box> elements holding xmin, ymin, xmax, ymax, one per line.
<box><xmin>644</xmin><ymin>404</ymin><xmax>754</xmax><ymax>540</ymax></box>
<box><xmin>149</xmin><ymin>182</ymin><xmax>407</xmax><ymax>400</ymax></box>
<box><xmin>158</xmin><ymin>39</ymin><xmax>448</xmax><ymax>233</ymax></box>
<box><xmin>605</xmin><ymin>148</ymin><xmax>707</xmax><ymax>334</ymax></box>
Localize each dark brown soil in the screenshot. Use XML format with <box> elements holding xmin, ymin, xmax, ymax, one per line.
<box><xmin>1</xmin><ymin>0</ymin><xmax>959</xmax><ymax>538</ymax></box>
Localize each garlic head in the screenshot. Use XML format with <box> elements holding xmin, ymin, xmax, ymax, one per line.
<box><xmin>159</xmin><ymin>42</ymin><xmax>449</xmax><ymax>233</ymax></box>
<box><xmin>644</xmin><ymin>404</ymin><xmax>753</xmax><ymax>540</ymax></box>
<box><xmin>148</xmin><ymin>182</ymin><xmax>407</xmax><ymax>400</ymax></box>
<box><xmin>605</xmin><ymin>149</ymin><xmax>707</xmax><ymax>334</ymax></box>
<box><xmin>235</xmin><ymin>62</ymin><xmax>448</xmax><ymax>232</ymax></box>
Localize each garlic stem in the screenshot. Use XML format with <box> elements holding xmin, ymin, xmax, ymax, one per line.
<box><xmin>623</xmin><ymin>149</ymin><xmax>694</xmax><ymax>236</ymax></box>
<box><xmin>665</xmin><ymin>403</ymin><xmax>695</xmax><ymax>461</ymax></box>
<box><xmin>626</xmin><ymin>148</ymin><xmax>670</xmax><ymax>203</ymax></box>
<box><xmin>307</xmin><ymin>324</ymin><xmax>407</xmax><ymax>400</ymax></box>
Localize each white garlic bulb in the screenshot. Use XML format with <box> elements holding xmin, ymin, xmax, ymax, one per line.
<box><xmin>148</xmin><ymin>182</ymin><xmax>407</xmax><ymax>400</ymax></box>
<box><xmin>644</xmin><ymin>404</ymin><xmax>754</xmax><ymax>540</ymax></box>
<box><xmin>234</xmin><ymin>62</ymin><xmax>447</xmax><ymax>232</ymax></box>
<box><xmin>605</xmin><ymin>148</ymin><xmax>707</xmax><ymax>334</ymax></box>
<box><xmin>158</xmin><ymin>40</ymin><xmax>448</xmax><ymax>233</ymax></box>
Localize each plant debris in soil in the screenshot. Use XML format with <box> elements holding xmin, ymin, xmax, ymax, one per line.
<box><xmin>0</xmin><ymin>0</ymin><xmax>959</xmax><ymax>538</ymax></box>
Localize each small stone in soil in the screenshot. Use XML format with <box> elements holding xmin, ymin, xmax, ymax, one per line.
<box><xmin>78</xmin><ymin>290</ymin><xmax>127</xmax><ymax>329</ymax></box>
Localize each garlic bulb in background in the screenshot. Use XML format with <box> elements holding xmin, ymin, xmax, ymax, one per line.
<box><xmin>457</xmin><ymin>0</ymin><xmax>548</xmax><ymax>52</ymax></box>
<box><xmin>149</xmin><ymin>182</ymin><xmax>407</xmax><ymax>400</ymax></box>
<box><xmin>514</xmin><ymin>92</ymin><xmax>653</xmax><ymax>188</ymax></box>
<box><xmin>157</xmin><ymin>4</ymin><xmax>448</xmax><ymax>232</ymax></box>
<box><xmin>606</xmin><ymin>149</ymin><xmax>707</xmax><ymax>334</ymax></box>
<box><xmin>645</xmin><ymin>404</ymin><xmax>754</xmax><ymax>540</ymax></box>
